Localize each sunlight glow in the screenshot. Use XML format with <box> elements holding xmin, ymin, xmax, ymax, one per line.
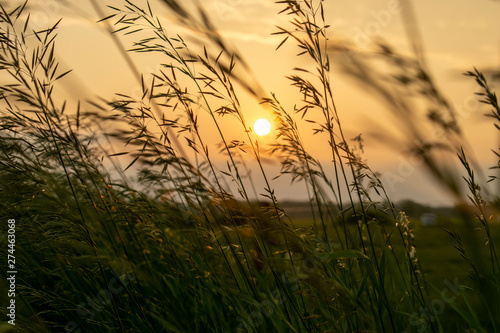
<box><xmin>253</xmin><ymin>119</ymin><xmax>271</xmax><ymax>136</ymax></box>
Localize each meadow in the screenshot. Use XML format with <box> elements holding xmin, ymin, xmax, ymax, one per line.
<box><xmin>0</xmin><ymin>0</ymin><xmax>499</xmax><ymax>332</ymax></box>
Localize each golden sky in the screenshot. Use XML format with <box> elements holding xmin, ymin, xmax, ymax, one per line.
<box><xmin>15</xmin><ymin>0</ymin><xmax>500</xmax><ymax>205</ymax></box>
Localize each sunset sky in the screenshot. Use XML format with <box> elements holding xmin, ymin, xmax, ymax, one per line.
<box><xmin>18</xmin><ymin>0</ymin><xmax>500</xmax><ymax>205</ymax></box>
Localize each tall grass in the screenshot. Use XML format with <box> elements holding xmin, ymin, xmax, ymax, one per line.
<box><xmin>0</xmin><ymin>0</ymin><xmax>498</xmax><ymax>332</ymax></box>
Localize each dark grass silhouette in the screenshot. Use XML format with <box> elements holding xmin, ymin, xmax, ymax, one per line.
<box><xmin>0</xmin><ymin>1</ymin><xmax>498</xmax><ymax>332</ymax></box>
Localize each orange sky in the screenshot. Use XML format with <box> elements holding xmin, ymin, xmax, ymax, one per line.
<box><xmin>17</xmin><ymin>0</ymin><xmax>500</xmax><ymax>205</ymax></box>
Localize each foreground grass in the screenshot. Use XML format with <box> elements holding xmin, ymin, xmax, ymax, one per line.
<box><xmin>292</xmin><ymin>212</ymin><xmax>500</xmax><ymax>332</ymax></box>
<box><xmin>0</xmin><ymin>0</ymin><xmax>499</xmax><ymax>332</ymax></box>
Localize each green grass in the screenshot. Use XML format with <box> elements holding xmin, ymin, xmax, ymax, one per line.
<box><xmin>290</xmin><ymin>215</ymin><xmax>500</xmax><ymax>331</ymax></box>
<box><xmin>0</xmin><ymin>0</ymin><xmax>499</xmax><ymax>332</ymax></box>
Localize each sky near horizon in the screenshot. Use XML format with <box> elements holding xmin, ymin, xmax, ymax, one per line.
<box><xmin>11</xmin><ymin>0</ymin><xmax>500</xmax><ymax>205</ymax></box>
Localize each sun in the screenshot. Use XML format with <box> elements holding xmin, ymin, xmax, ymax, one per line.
<box><xmin>253</xmin><ymin>119</ymin><xmax>271</xmax><ymax>136</ymax></box>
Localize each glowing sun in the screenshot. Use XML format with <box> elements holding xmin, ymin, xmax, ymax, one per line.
<box><xmin>253</xmin><ymin>119</ymin><xmax>271</xmax><ymax>136</ymax></box>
